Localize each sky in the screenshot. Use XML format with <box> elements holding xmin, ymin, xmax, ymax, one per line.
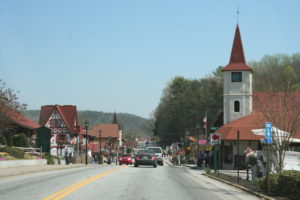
<box><xmin>0</xmin><ymin>0</ymin><xmax>300</xmax><ymax>118</ymax></box>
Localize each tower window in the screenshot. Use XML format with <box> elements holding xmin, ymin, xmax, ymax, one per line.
<box><xmin>234</xmin><ymin>101</ymin><xmax>240</xmax><ymax>112</ymax></box>
<box><xmin>231</xmin><ymin>72</ymin><xmax>242</xmax><ymax>82</ymax></box>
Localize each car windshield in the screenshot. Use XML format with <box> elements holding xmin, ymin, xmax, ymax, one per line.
<box><xmin>147</xmin><ymin>148</ymin><xmax>162</xmax><ymax>153</ymax></box>
<box><xmin>137</xmin><ymin>150</ymin><xmax>148</xmax><ymax>154</ymax></box>
<box><xmin>137</xmin><ymin>150</ymin><xmax>154</xmax><ymax>155</ymax></box>
<box><xmin>121</xmin><ymin>154</ymin><xmax>130</xmax><ymax>157</ymax></box>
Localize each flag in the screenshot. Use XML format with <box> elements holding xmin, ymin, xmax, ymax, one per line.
<box><xmin>203</xmin><ymin>115</ymin><xmax>207</xmax><ymax>128</ymax></box>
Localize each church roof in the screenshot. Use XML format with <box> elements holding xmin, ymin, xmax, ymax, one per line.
<box><xmin>222</xmin><ymin>24</ymin><xmax>253</xmax><ymax>72</ymax></box>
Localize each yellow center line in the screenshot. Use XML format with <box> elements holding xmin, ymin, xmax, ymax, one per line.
<box><xmin>43</xmin><ymin>166</ymin><xmax>127</xmax><ymax>200</ymax></box>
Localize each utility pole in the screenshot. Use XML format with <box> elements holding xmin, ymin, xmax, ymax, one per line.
<box><xmin>237</xmin><ymin>130</ymin><xmax>240</xmax><ymax>183</ymax></box>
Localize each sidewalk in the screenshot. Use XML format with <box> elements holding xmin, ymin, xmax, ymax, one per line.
<box><xmin>0</xmin><ymin>164</ymin><xmax>99</xmax><ymax>179</ymax></box>
<box><xmin>178</xmin><ymin>160</ymin><xmax>252</xmax><ymax>181</ymax></box>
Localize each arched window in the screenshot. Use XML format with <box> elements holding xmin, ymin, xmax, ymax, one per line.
<box><xmin>234</xmin><ymin>101</ymin><xmax>240</xmax><ymax>112</ymax></box>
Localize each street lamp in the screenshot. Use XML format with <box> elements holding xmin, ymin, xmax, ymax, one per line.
<box><xmin>98</xmin><ymin>130</ymin><xmax>102</xmax><ymax>164</ymax></box>
<box><xmin>84</xmin><ymin>120</ymin><xmax>89</xmax><ymax>165</ymax></box>
<box><xmin>196</xmin><ymin>125</ymin><xmax>200</xmax><ymax>166</ymax></box>
<box><xmin>108</xmin><ymin>136</ymin><xmax>112</xmax><ymax>164</ymax></box>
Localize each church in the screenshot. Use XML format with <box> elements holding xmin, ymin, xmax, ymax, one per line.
<box><xmin>216</xmin><ymin>24</ymin><xmax>300</xmax><ymax>170</ymax></box>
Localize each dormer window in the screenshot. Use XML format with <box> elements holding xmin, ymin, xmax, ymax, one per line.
<box><xmin>231</xmin><ymin>72</ymin><xmax>242</xmax><ymax>82</ymax></box>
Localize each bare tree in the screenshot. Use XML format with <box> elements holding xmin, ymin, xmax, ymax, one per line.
<box><xmin>255</xmin><ymin>92</ymin><xmax>300</xmax><ymax>171</ymax></box>
<box><xmin>253</xmin><ymin>63</ymin><xmax>300</xmax><ymax>171</ymax></box>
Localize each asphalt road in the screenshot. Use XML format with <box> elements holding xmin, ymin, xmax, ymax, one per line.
<box><xmin>0</xmin><ymin>164</ymin><xmax>259</xmax><ymax>200</ymax></box>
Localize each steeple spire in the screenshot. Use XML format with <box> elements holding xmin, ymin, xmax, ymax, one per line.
<box><xmin>222</xmin><ymin>24</ymin><xmax>252</xmax><ymax>72</ymax></box>
<box><xmin>229</xmin><ymin>24</ymin><xmax>246</xmax><ymax>64</ymax></box>
<box><xmin>112</xmin><ymin>112</ymin><xmax>118</xmax><ymax>124</ymax></box>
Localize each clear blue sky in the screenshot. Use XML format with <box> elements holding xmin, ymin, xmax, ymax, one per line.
<box><xmin>1</xmin><ymin>0</ymin><xmax>299</xmax><ymax>118</ymax></box>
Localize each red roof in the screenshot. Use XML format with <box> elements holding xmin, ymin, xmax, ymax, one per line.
<box><xmin>6</xmin><ymin>107</ymin><xmax>40</xmax><ymax>130</ymax></box>
<box><xmin>222</xmin><ymin>24</ymin><xmax>252</xmax><ymax>72</ymax></box>
<box><xmin>90</xmin><ymin>124</ymin><xmax>120</xmax><ymax>139</ymax></box>
<box><xmin>217</xmin><ymin>92</ymin><xmax>300</xmax><ymax>140</ymax></box>
<box><xmin>39</xmin><ymin>105</ymin><xmax>79</xmax><ymax>134</ymax></box>
<box><xmin>217</xmin><ymin>111</ymin><xmax>265</xmax><ymax>140</ymax></box>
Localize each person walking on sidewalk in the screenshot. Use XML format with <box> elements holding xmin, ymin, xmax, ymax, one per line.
<box><xmin>65</xmin><ymin>148</ymin><xmax>69</xmax><ymax>165</ymax></box>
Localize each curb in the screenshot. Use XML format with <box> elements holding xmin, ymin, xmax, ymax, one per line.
<box><xmin>203</xmin><ymin>173</ymin><xmax>276</xmax><ymax>200</ymax></box>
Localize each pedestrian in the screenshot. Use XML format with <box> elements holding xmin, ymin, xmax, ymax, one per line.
<box><xmin>204</xmin><ymin>151</ymin><xmax>209</xmax><ymax>167</ymax></box>
<box><xmin>68</xmin><ymin>152</ymin><xmax>72</xmax><ymax>164</ymax></box>
<box><xmin>199</xmin><ymin>151</ymin><xmax>204</xmax><ymax>167</ymax></box>
<box><xmin>65</xmin><ymin>148</ymin><xmax>69</xmax><ymax>165</ymax></box>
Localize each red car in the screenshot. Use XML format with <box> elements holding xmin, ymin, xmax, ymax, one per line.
<box><xmin>119</xmin><ymin>153</ymin><xmax>133</xmax><ymax>165</ymax></box>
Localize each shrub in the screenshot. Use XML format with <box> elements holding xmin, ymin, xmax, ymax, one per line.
<box><xmin>0</xmin><ymin>134</ymin><xmax>6</xmax><ymax>145</ymax></box>
<box><xmin>13</xmin><ymin>133</ymin><xmax>29</xmax><ymax>147</ymax></box>
<box><xmin>205</xmin><ymin>167</ymin><xmax>211</xmax><ymax>174</ymax></box>
<box><xmin>256</xmin><ymin>173</ymin><xmax>279</xmax><ymax>193</ymax></box>
<box><xmin>0</xmin><ymin>147</ymin><xmax>24</xmax><ymax>158</ymax></box>
<box><xmin>45</xmin><ymin>153</ymin><xmax>55</xmax><ymax>165</ymax></box>
<box><xmin>277</xmin><ymin>170</ymin><xmax>300</xmax><ymax>199</ymax></box>
<box><xmin>256</xmin><ymin>170</ymin><xmax>300</xmax><ymax>199</ymax></box>
<box><xmin>7</xmin><ymin>136</ymin><xmax>13</xmax><ymax>147</ymax></box>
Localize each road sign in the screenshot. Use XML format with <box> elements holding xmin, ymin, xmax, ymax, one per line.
<box><xmin>265</xmin><ymin>122</ymin><xmax>272</xmax><ymax>144</ymax></box>
<box><xmin>210</xmin><ymin>127</ymin><xmax>219</xmax><ymax>130</ymax></box>
<box><xmin>210</xmin><ymin>133</ymin><xmax>221</xmax><ymax>145</ymax></box>
<box><xmin>198</xmin><ymin>139</ymin><xmax>207</xmax><ymax>145</ymax></box>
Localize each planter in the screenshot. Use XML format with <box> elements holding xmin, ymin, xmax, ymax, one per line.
<box><xmin>0</xmin><ymin>159</ymin><xmax>47</xmax><ymax>168</ymax></box>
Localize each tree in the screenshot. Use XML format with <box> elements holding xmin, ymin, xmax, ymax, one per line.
<box><xmin>251</xmin><ymin>53</ymin><xmax>300</xmax><ymax>171</ymax></box>
<box><xmin>0</xmin><ymin>80</ymin><xmax>26</xmax><ymax>141</ymax></box>
<box><xmin>13</xmin><ymin>133</ymin><xmax>29</xmax><ymax>147</ymax></box>
<box><xmin>154</xmin><ymin>73</ymin><xmax>223</xmax><ymax>146</ymax></box>
<box><xmin>0</xmin><ymin>134</ymin><xmax>6</xmax><ymax>145</ymax></box>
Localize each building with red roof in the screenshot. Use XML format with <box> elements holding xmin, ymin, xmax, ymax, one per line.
<box><xmin>216</xmin><ymin>24</ymin><xmax>300</xmax><ymax>170</ymax></box>
<box><xmin>89</xmin><ymin>123</ymin><xmax>121</xmax><ymax>154</ymax></box>
<box><xmin>4</xmin><ymin>106</ymin><xmax>41</xmax><ymax>146</ymax></box>
<box><xmin>39</xmin><ymin>105</ymin><xmax>81</xmax><ymax>156</ymax></box>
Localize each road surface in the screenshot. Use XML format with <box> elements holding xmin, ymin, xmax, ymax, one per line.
<box><xmin>0</xmin><ymin>164</ymin><xmax>259</xmax><ymax>200</ymax></box>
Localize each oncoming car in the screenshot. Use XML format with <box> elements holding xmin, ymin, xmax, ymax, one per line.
<box><xmin>134</xmin><ymin>149</ymin><xmax>157</xmax><ymax>168</ymax></box>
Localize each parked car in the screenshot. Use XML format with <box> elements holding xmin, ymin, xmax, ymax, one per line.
<box><xmin>119</xmin><ymin>153</ymin><xmax>133</xmax><ymax>165</ymax></box>
<box><xmin>134</xmin><ymin>149</ymin><xmax>157</xmax><ymax>168</ymax></box>
<box><xmin>146</xmin><ymin>147</ymin><xmax>164</xmax><ymax>166</ymax></box>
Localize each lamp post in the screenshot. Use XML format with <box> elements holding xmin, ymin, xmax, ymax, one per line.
<box><xmin>98</xmin><ymin>130</ymin><xmax>102</xmax><ymax>164</ymax></box>
<box><xmin>108</xmin><ymin>136</ymin><xmax>112</xmax><ymax>164</ymax></box>
<box><xmin>196</xmin><ymin>125</ymin><xmax>200</xmax><ymax>166</ymax></box>
<box><xmin>84</xmin><ymin>120</ymin><xmax>89</xmax><ymax>165</ymax></box>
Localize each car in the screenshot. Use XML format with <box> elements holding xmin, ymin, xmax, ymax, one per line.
<box><xmin>134</xmin><ymin>149</ymin><xmax>157</xmax><ymax>168</ymax></box>
<box><xmin>146</xmin><ymin>147</ymin><xmax>164</xmax><ymax>166</ymax></box>
<box><xmin>119</xmin><ymin>153</ymin><xmax>133</xmax><ymax>165</ymax></box>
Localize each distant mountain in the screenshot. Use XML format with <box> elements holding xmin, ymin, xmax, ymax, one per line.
<box><xmin>22</xmin><ymin>110</ymin><xmax>153</xmax><ymax>138</ymax></box>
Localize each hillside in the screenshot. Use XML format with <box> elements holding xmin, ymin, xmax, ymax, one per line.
<box><xmin>22</xmin><ymin>110</ymin><xmax>153</xmax><ymax>138</ymax></box>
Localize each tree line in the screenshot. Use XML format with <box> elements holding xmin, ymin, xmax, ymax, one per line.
<box><xmin>22</xmin><ymin>110</ymin><xmax>153</xmax><ymax>139</ymax></box>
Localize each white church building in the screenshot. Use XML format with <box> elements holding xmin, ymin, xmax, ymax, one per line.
<box><xmin>216</xmin><ymin>24</ymin><xmax>300</xmax><ymax>170</ymax></box>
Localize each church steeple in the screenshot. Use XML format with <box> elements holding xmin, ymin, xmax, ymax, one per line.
<box><xmin>112</xmin><ymin>112</ymin><xmax>118</xmax><ymax>124</ymax></box>
<box><xmin>222</xmin><ymin>23</ymin><xmax>253</xmax><ymax>124</ymax></box>
<box><xmin>222</xmin><ymin>24</ymin><xmax>252</xmax><ymax>72</ymax></box>
<box><xmin>229</xmin><ymin>24</ymin><xmax>245</xmax><ymax>64</ymax></box>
